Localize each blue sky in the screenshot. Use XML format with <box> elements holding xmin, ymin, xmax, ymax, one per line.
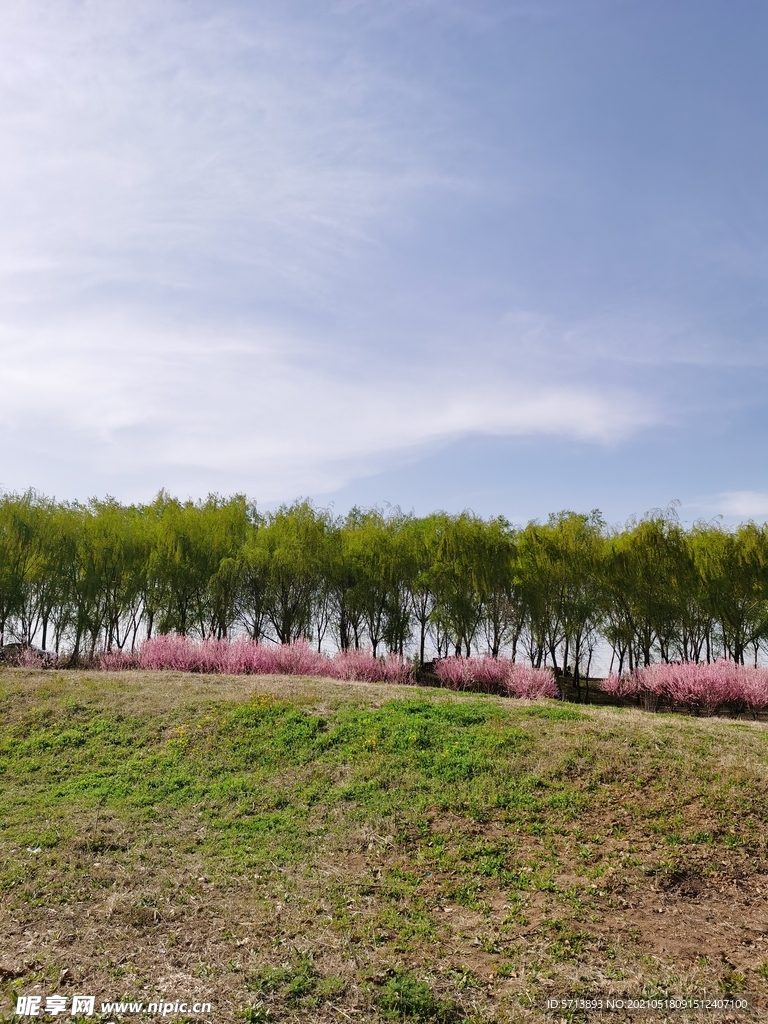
<box><xmin>1</xmin><ymin>0</ymin><xmax>766</xmax><ymax>525</ymax></box>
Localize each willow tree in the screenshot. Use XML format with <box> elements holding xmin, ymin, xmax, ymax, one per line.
<box><xmin>0</xmin><ymin>493</ymin><xmax>51</xmax><ymax>647</ymax></box>
<box><xmin>696</xmin><ymin>522</ymin><xmax>768</xmax><ymax>664</ymax></box>
<box><xmin>548</xmin><ymin>511</ymin><xmax>605</xmax><ymax>690</ymax></box>
<box><xmin>259</xmin><ymin>501</ymin><xmax>331</xmax><ymax>645</ymax></box>
<box><xmin>516</xmin><ymin>519</ymin><xmax>564</xmax><ymax>670</ymax></box>
<box><xmin>431</xmin><ymin>513</ymin><xmax>488</xmax><ymax>657</ymax></box>
<box><xmin>601</xmin><ymin>511</ymin><xmax>690</xmax><ymax>670</ymax></box>
<box><xmin>147</xmin><ymin>493</ymin><xmax>249</xmax><ymax>638</ymax></box>
<box><xmin>476</xmin><ymin>517</ymin><xmax>523</xmax><ymax>659</ymax></box>
<box><xmin>401</xmin><ymin>513</ymin><xmax>442</xmax><ymax>667</ymax></box>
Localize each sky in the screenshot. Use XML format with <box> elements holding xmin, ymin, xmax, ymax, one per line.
<box><xmin>1</xmin><ymin>0</ymin><xmax>767</xmax><ymax>526</ymax></box>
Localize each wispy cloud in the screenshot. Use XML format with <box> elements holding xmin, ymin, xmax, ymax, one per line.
<box><xmin>0</xmin><ymin>3</ymin><xmax>462</xmax><ymax>310</ymax></box>
<box><xmin>0</xmin><ymin>311</ymin><xmax>651</xmax><ymax>500</ymax></box>
<box><xmin>0</xmin><ymin>1</ymin><xmax>765</xmax><ymax>510</ymax></box>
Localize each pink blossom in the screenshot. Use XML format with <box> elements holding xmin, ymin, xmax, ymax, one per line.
<box><xmin>96</xmin><ymin>649</ymin><xmax>137</xmax><ymax>671</ymax></box>
<box><xmin>434</xmin><ymin>656</ymin><xmax>557</xmax><ymax>699</ymax></box>
<box><xmin>107</xmin><ymin>634</ymin><xmax>414</xmax><ymax>684</ymax></box>
<box><xmin>328</xmin><ymin>648</ymin><xmax>413</xmax><ymax>685</ymax></box>
<box><xmin>601</xmin><ymin>672</ymin><xmax>635</xmax><ymax>698</ymax></box>
<box><xmin>610</xmin><ymin>659</ymin><xmax>768</xmax><ymax>716</ymax></box>
<box><xmin>503</xmin><ymin>663</ymin><xmax>559</xmax><ymax>700</ymax></box>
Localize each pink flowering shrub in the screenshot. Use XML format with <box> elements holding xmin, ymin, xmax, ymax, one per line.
<box><xmin>602</xmin><ymin>667</ymin><xmax>667</xmax><ymax>710</ymax></box>
<box><xmin>434</xmin><ymin>656</ymin><xmax>503</xmax><ymax>693</ymax></box>
<box><xmin>98</xmin><ymin>634</ymin><xmax>414</xmax><ymax>685</ymax></box>
<box><xmin>135</xmin><ymin>635</ymin><xmax>329</xmax><ymax>675</ymax></box>
<box><xmin>266</xmin><ymin>640</ymin><xmax>330</xmax><ymax>677</ymax></box>
<box><xmin>329</xmin><ymin>648</ymin><xmax>413</xmax><ymax>685</ymax></box>
<box><xmin>434</xmin><ymin>656</ymin><xmax>557</xmax><ymax>699</ymax></box>
<box><xmin>737</xmin><ymin>671</ymin><xmax>768</xmax><ymax>716</ymax></box>
<box><xmin>138</xmin><ymin>633</ymin><xmax>200</xmax><ymax>672</ymax></box>
<box><xmin>96</xmin><ymin>649</ymin><xmax>138</xmax><ymax>671</ymax></box>
<box><xmin>600</xmin><ymin>673</ymin><xmax>630</xmax><ymax>698</ymax></box>
<box><xmin>3</xmin><ymin>644</ymin><xmax>61</xmax><ymax>668</ymax></box>
<box><xmin>504</xmin><ymin>663</ymin><xmax>560</xmax><ymax>700</ymax></box>
<box><xmin>659</xmin><ymin>662</ymin><xmax>738</xmax><ymax>715</ymax></box>
<box><xmin>605</xmin><ymin>660</ymin><xmax>768</xmax><ymax>717</ymax></box>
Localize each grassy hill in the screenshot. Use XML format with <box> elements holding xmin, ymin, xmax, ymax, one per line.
<box><xmin>1</xmin><ymin>670</ymin><xmax>767</xmax><ymax>1022</ymax></box>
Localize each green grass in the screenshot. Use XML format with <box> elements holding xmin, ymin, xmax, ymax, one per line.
<box><xmin>1</xmin><ymin>695</ymin><xmax>582</xmax><ymax>867</ymax></box>
<box><xmin>1</xmin><ymin>669</ymin><xmax>767</xmax><ymax>1022</ymax></box>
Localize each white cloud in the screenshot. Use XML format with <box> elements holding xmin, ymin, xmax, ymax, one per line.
<box><xmin>0</xmin><ymin>312</ymin><xmax>652</xmax><ymax>501</ymax></box>
<box><xmin>713</xmin><ymin>492</ymin><xmax>768</xmax><ymax>519</ymax></box>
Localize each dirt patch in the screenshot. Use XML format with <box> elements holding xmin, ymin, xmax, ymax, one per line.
<box><xmin>603</xmin><ymin>873</ymin><xmax>768</xmax><ymax>969</ymax></box>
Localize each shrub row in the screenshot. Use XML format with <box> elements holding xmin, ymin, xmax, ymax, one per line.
<box><xmin>15</xmin><ymin>635</ymin><xmax>559</xmax><ymax>700</ymax></box>
<box><xmin>97</xmin><ymin>636</ymin><xmax>414</xmax><ymax>685</ymax></box>
<box><xmin>602</xmin><ymin>660</ymin><xmax>768</xmax><ymax>716</ymax></box>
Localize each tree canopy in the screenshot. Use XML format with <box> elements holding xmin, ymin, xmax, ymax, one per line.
<box><xmin>2</xmin><ymin>491</ymin><xmax>767</xmax><ymax>672</ymax></box>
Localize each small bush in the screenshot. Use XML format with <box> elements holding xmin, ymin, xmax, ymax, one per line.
<box><xmin>330</xmin><ymin>648</ymin><xmax>412</xmax><ymax>685</ymax></box>
<box><xmin>434</xmin><ymin>656</ymin><xmax>557</xmax><ymax>700</ymax></box>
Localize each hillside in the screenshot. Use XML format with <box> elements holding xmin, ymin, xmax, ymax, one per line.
<box><xmin>1</xmin><ymin>670</ymin><xmax>767</xmax><ymax>1022</ymax></box>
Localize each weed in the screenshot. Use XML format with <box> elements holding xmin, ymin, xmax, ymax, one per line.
<box><xmin>377</xmin><ymin>970</ymin><xmax>455</xmax><ymax>1022</ymax></box>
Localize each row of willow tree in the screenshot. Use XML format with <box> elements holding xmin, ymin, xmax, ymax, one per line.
<box><xmin>1</xmin><ymin>490</ymin><xmax>767</xmax><ymax>677</ymax></box>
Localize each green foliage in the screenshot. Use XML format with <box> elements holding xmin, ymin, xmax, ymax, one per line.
<box><xmin>248</xmin><ymin>952</ymin><xmax>345</xmax><ymax>1006</ymax></box>
<box><xmin>4</xmin><ymin>490</ymin><xmax>768</xmax><ymax>671</ymax></box>
<box><xmin>512</xmin><ymin>704</ymin><xmax>588</xmax><ymax>721</ymax></box>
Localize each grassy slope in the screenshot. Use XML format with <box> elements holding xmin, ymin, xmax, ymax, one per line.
<box><xmin>0</xmin><ymin>669</ymin><xmax>767</xmax><ymax>1023</ymax></box>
